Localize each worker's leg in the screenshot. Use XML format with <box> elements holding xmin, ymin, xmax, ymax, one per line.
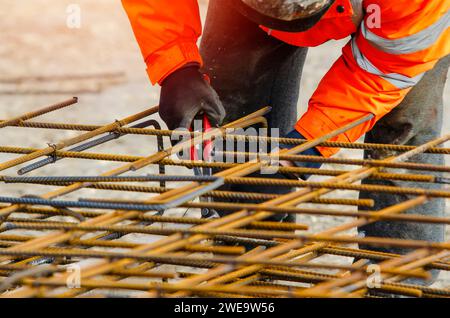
<box><xmin>358</xmin><ymin>55</ymin><xmax>450</xmax><ymax>284</ymax></box>
<box><xmin>200</xmin><ymin>0</ymin><xmax>308</xmax><ymax>222</ymax></box>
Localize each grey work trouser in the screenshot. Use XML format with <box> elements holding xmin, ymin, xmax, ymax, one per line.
<box><xmin>200</xmin><ymin>0</ymin><xmax>448</xmax><ymax>277</ymax></box>
<box><xmin>358</xmin><ymin>56</ymin><xmax>449</xmax><ymax>284</ymax></box>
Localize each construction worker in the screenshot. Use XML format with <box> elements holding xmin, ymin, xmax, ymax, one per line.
<box><xmin>122</xmin><ymin>0</ymin><xmax>449</xmax><ymax>283</ymax></box>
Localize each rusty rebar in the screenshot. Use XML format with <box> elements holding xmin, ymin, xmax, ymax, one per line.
<box><xmin>4</xmin><ymin>119</ymin><xmax>450</xmax><ymax>154</ymax></box>
<box><xmin>0</xmin><ymin>146</ymin><xmax>444</xmax><ymax>183</ymax></box>
<box><xmin>0</xmin><ymin>97</ymin><xmax>78</xmax><ymax>129</ymax></box>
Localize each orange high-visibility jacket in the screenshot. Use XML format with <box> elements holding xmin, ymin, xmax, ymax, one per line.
<box><xmin>122</xmin><ymin>0</ymin><xmax>450</xmax><ymax>156</ymax></box>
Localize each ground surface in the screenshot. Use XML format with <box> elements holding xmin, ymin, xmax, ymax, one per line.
<box><xmin>0</xmin><ymin>0</ymin><xmax>449</xmax><ymax>292</ymax></box>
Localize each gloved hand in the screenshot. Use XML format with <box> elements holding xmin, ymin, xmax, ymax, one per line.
<box><xmin>159</xmin><ymin>65</ymin><xmax>226</xmax><ymax>130</ymax></box>
<box><xmin>279</xmin><ymin>129</ymin><xmax>323</xmax><ymax>179</ymax></box>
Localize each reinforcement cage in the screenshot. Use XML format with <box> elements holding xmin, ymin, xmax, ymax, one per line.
<box><xmin>0</xmin><ymin>97</ymin><xmax>449</xmax><ymax>298</ymax></box>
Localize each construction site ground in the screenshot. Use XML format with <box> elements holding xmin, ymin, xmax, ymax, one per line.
<box><xmin>0</xmin><ymin>0</ymin><xmax>448</xmax><ymax>292</ymax></box>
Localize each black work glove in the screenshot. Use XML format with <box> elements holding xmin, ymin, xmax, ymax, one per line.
<box><xmin>159</xmin><ymin>65</ymin><xmax>226</xmax><ymax>130</ymax></box>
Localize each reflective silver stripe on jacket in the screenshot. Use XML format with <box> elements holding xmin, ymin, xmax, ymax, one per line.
<box><xmin>350</xmin><ymin>38</ymin><xmax>424</xmax><ymax>89</ymax></box>
<box><xmin>361</xmin><ymin>9</ymin><xmax>449</xmax><ymax>55</ymax></box>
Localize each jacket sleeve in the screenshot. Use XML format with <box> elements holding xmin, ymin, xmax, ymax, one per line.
<box><xmin>121</xmin><ymin>0</ymin><xmax>203</xmax><ymax>85</ymax></box>
<box><xmin>296</xmin><ymin>0</ymin><xmax>450</xmax><ymax>157</ymax></box>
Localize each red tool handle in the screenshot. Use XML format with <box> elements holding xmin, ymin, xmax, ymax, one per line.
<box><xmin>190</xmin><ymin>114</ymin><xmax>213</xmax><ymax>162</ymax></box>
<box><xmin>203</xmin><ymin>115</ymin><xmax>213</xmax><ymax>162</ymax></box>
<box><xmin>190</xmin><ymin>73</ymin><xmax>213</xmax><ymax>162</ymax></box>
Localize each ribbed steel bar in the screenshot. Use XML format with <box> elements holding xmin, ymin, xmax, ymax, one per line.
<box><xmin>2</xmin><ymin>213</ymin><xmax>309</xmax><ymax>232</ymax></box>
<box><xmin>16</xmin><ymin>119</ymin><xmax>164</xmax><ymax>176</ymax></box>
<box><xmin>0</xmin><ymin>179</ymin><xmax>226</xmax><ymax>216</ymax></box>
<box><xmin>17</xmin><ymin>173</ymin><xmax>434</xmax><ymax>199</ymax></box>
<box><xmin>1</xmin><ymin>220</ymin><xmax>306</xmax><ymax>241</ymax></box>
<box><xmin>217</xmin><ymin>151</ymin><xmax>450</xmax><ymax>173</ymax></box>
<box><xmin>80</xmin><ymin>197</ymin><xmax>450</xmax><ymax>225</ymax></box>
<box><xmin>222</xmin><ymin>177</ymin><xmax>450</xmax><ymax>197</ymax></box>
<box><xmin>15</xmin><ymin>277</ymin><xmax>297</xmax><ymax>298</ymax></box>
<box><xmin>0</xmin><ymin>97</ymin><xmax>78</xmax><ymax>129</ymax></box>
<box><xmin>5</xmin><ymin>118</ymin><xmax>450</xmax><ymax>154</ymax></box>
<box><xmin>0</xmin><ymin>236</ymin><xmax>245</xmax><ymax>256</ymax></box>
<box><xmin>8</xmin><ymin>175</ymin><xmax>449</xmax><ymax>198</ymax></box>
<box><xmin>2</xmin><ymin>170</ymin><xmax>444</xmax><ymax>187</ymax></box>
<box><xmin>1</xmin><ymin>180</ymin><xmax>375</xmax><ymax>206</ymax></box>
<box><xmin>1</xmin><ymin>146</ymin><xmax>443</xmax><ymax>183</ymax></box>
<box><xmin>1</xmin><ymin>175</ymin><xmax>219</xmax><ymax>184</ymax></box>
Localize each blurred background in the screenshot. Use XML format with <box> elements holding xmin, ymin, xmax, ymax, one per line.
<box><xmin>0</xmin><ymin>0</ymin><xmax>448</xmax><ymax>287</ymax></box>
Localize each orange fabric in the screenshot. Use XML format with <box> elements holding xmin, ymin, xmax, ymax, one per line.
<box><xmin>296</xmin><ymin>43</ymin><xmax>410</xmax><ymax>157</ymax></box>
<box><xmin>296</xmin><ymin>0</ymin><xmax>450</xmax><ymax>157</ymax></box>
<box><xmin>356</xmin><ymin>1</ymin><xmax>450</xmax><ymax>78</ymax></box>
<box><xmin>365</xmin><ymin>1</ymin><xmax>447</xmax><ymax>39</ymax></box>
<box><xmin>121</xmin><ymin>0</ymin><xmax>203</xmax><ymax>85</ymax></box>
<box><xmin>260</xmin><ymin>0</ymin><xmax>357</xmax><ymax>47</ymax></box>
<box><xmin>356</xmin><ymin>31</ymin><xmax>450</xmax><ymax>78</ymax></box>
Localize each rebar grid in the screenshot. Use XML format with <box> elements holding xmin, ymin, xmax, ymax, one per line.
<box><xmin>0</xmin><ymin>98</ymin><xmax>449</xmax><ymax>298</ymax></box>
